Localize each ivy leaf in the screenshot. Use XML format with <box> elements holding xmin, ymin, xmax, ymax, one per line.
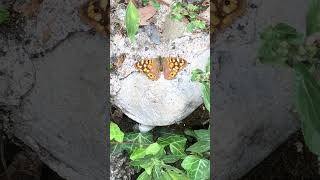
<box><xmin>181</xmin><ymin>155</ymin><xmax>210</xmax><ymax>180</ymax></box>
<box><xmin>194</xmin><ymin>129</ymin><xmax>210</xmax><ymax>141</ymax></box>
<box><xmin>145</xmin><ymin>143</ymin><xmax>162</xmax><ymax>155</ymax></box>
<box><xmin>162</xmin><ymin>154</ymin><xmax>185</xmax><ymax>164</ymax></box>
<box><xmin>186</xmin><ymin>141</ymin><xmax>210</xmax><ymax>153</ymax></box>
<box><xmin>306</xmin><ymin>0</ymin><xmax>320</xmax><ymax>36</ymax></box>
<box><xmin>137</xmin><ymin>171</ymin><xmax>152</xmax><ymax>180</ymax></box>
<box><xmin>111</xmin><ymin>143</ymin><xmax>125</xmax><ymax>156</ymax></box>
<box><xmin>153</xmin><ymin>166</ymin><xmax>171</xmax><ymax>180</ymax></box>
<box><xmin>125</xmin><ymin>0</ymin><xmax>140</xmax><ymax>41</ymax></box>
<box><xmin>157</xmin><ymin>135</ymin><xmax>187</xmax><ymax>156</ymax></box>
<box><xmin>131</xmin><ymin>155</ymin><xmax>154</xmax><ymax>174</ymax></box>
<box><xmin>110</xmin><ymin>122</ymin><xmax>124</xmax><ymax>143</ymax></box>
<box><xmin>130</xmin><ymin>147</ymin><xmax>147</xmax><ymax>160</ymax></box>
<box><xmin>167</xmin><ymin>169</ymin><xmax>189</xmax><ymax>180</ymax></box>
<box><xmin>122</xmin><ymin>132</ymin><xmax>153</xmax><ymax>153</ymax></box>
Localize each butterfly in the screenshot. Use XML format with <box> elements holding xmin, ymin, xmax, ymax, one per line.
<box><xmin>211</xmin><ymin>0</ymin><xmax>246</xmax><ymax>33</ymax></box>
<box><xmin>79</xmin><ymin>0</ymin><xmax>109</xmax><ymax>36</ymax></box>
<box><xmin>135</xmin><ymin>57</ymin><xmax>187</xmax><ymax>81</ymax></box>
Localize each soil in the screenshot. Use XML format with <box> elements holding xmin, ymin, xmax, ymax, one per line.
<box><xmin>241</xmin><ymin>131</ymin><xmax>320</xmax><ymax>180</ymax></box>
<box><xmin>0</xmin><ymin>133</ymin><xmax>66</xmax><ymax>180</ymax></box>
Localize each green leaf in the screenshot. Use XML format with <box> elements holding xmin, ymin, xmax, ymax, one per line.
<box><xmin>294</xmin><ymin>62</ymin><xmax>320</xmax><ymax>132</ymax></box>
<box><xmin>110</xmin><ymin>122</ymin><xmax>124</xmax><ymax>143</ymax></box>
<box><xmin>205</xmin><ymin>58</ymin><xmax>210</xmax><ymax>73</ymax></box>
<box><xmin>162</xmin><ymin>154</ymin><xmax>185</xmax><ymax>164</ymax></box>
<box><xmin>145</xmin><ymin>143</ymin><xmax>162</xmax><ymax>155</ymax></box>
<box><xmin>186</xmin><ymin>141</ymin><xmax>210</xmax><ymax>153</ymax></box>
<box><xmin>306</xmin><ymin>0</ymin><xmax>320</xmax><ymax>36</ymax></box>
<box><xmin>259</xmin><ymin>23</ymin><xmax>304</xmax><ymax>66</ymax></box>
<box><xmin>184</xmin><ymin>129</ymin><xmax>197</xmax><ymax>138</ymax></box>
<box><xmin>142</xmin><ymin>0</ymin><xmax>149</xmax><ymax>6</ymax></box>
<box><xmin>181</xmin><ymin>155</ymin><xmax>210</xmax><ymax>180</ymax></box>
<box><xmin>125</xmin><ymin>0</ymin><xmax>140</xmax><ymax>41</ymax></box>
<box><xmin>111</xmin><ymin>143</ymin><xmax>125</xmax><ymax>155</ymax></box>
<box><xmin>201</xmin><ymin>83</ymin><xmax>210</xmax><ymax>112</ymax></box>
<box><xmin>186</xmin><ymin>20</ymin><xmax>206</xmax><ymax>32</ymax></box>
<box><xmin>301</xmin><ymin>114</ymin><xmax>320</xmax><ymax>156</ymax></box>
<box><xmin>167</xmin><ymin>170</ymin><xmax>189</xmax><ymax>180</ymax></box>
<box><xmin>122</xmin><ymin>132</ymin><xmax>153</xmax><ymax>153</ymax></box>
<box><xmin>130</xmin><ymin>147</ymin><xmax>147</xmax><ymax>160</ymax></box>
<box><xmin>137</xmin><ymin>171</ymin><xmax>152</xmax><ymax>180</ymax></box>
<box><xmin>0</xmin><ymin>8</ymin><xmax>9</xmax><ymax>25</ymax></box>
<box><xmin>191</xmin><ymin>69</ymin><xmax>204</xmax><ymax>82</ymax></box>
<box><xmin>194</xmin><ymin>129</ymin><xmax>210</xmax><ymax>141</ymax></box>
<box><xmin>157</xmin><ymin>135</ymin><xmax>187</xmax><ymax>156</ymax></box>
<box><xmin>150</xmin><ymin>0</ymin><xmax>160</xmax><ymax>10</ymax></box>
<box><xmin>294</xmin><ymin>62</ymin><xmax>320</xmax><ymax>155</ymax></box>
<box><xmin>186</xmin><ymin>129</ymin><xmax>210</xmax><ymax>153</ymax></box>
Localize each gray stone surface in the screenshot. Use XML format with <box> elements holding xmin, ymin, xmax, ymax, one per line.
<box><xmin>213</xmin><ymin>0</ymin><xmax>309</xmax><ymax>179</ymax></box>
<box><xmin>12</xmin><ymin>33</ymin><xmax>107</xmax><ymax>180</ymax></box>
<box><xmin>1</xmin><ymin>1</ymin><xmax>107</xmax><ymax>179</ymax></box>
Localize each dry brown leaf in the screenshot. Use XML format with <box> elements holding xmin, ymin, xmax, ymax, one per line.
<box><xmin>113</xmin><ymin>53</ymin><xmax>126</xmax><ymax>69</ymax></box>
<box><xmin>139</xmin><ymin>5</ymin><xmax>156</xmax><ymax>26</ymax></box>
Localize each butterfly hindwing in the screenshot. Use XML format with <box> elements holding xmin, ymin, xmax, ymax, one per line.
<box><xmin>135</xmin><ymin>59</ymin><xmax>161</xmax><ymax>81</ymax></box>
<box><xmin>163</xmin><ymin>57</ymin><xmax>187</xmax><ymax>80</ymax></box>
<box><xmin>79</xmin><ymin>0</ymin><xmax>109</xmax><ymax>36</ymax></box>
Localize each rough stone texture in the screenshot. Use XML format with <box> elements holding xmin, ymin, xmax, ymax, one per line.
<box><xmin>12</xmin><ymin>33</ymin><xmax>107</xmax><ymax>180</ymax></box>
<box><xmin>213</xmin><ymin>0</ymin><xmax>309</xmax><ymax>179</ymax></box>
<box><xmin>110</xmin><ymin>153</ymin><xmax>135</xmax><ymax>180</ymax></box>
<box><xmin>1</xmin><ymin>0</ymin><xmax>107</xmax><ymax>179</ymax></box>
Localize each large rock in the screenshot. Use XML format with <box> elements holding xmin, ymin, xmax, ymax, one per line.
<box><xmin>213</xmin><ymin>0</ymin><xmax>309</xmax><ymax>179</ymax></box>
<box><xmin>110</xmin><ymin>2</ymin><xmax>210</xmax><ymax>131</ymax></box>
<box><xmin>12</xmin><ymin>33</ymin><xmax>107</xmax><ymax>180</ymax></box>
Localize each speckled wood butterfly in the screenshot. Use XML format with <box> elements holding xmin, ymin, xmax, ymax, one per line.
<box><xmin>79</xmin><ymin>0</ymin><xmax>109</xmax><ymax>36</ymax></box>
<box><xmin>211</xmin><ymin>0</ymin><xmax>246</xmax><ymax>33</ymax></box>
<box><xmin>135</xmin><ymin>57</ymin><xmax>187</xmax><ymax>81</ymax></box>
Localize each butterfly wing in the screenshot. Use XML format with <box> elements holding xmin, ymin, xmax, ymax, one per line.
<box><xmin>163</xmin><ymin>57</ymin><xmax>187</xmax><ymax>80</ymax></box>
<box><xmin>79</xmin><ymin>0</ymin><xmax>109</xmax><ymax>36</ymax></box>
<box><xmin>135</xmin><ymin>59</ymin><xmax>161</xmax><ymax>81</ymax></box>
<box><xmin>211</xmin><ymin>0</ymin><xmax>246</xmax><ymax>33</ymax></box>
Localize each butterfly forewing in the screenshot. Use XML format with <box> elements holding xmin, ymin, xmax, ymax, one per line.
<box><xmin>163</xmin><ymin>57</ymin><xmax>187</xmax><ymax>80</ymax></box>
<box><xmin>135</xmin><ymin>59</ymin><xmax>161</xmax><ymax>81</ymax></box>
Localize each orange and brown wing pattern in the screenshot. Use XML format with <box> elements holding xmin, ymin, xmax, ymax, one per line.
<box><xmin>135</xmin><ymin>59</ymin><xmax>161</xmax><ymax>81</ymax></box>
<box><xmin>211</xmin><ymin>0</ymin><xmax>246</xmax><ymax>33</ymax></box>
<box><xmin>79</xmin><ymin>0</ymin><xmax>109</xmax><ymax>36</ymax></box>
<box><xmin>163</xmin><ymin>57</ymin><xmax>187</xmax><ymax>80</ymax></box>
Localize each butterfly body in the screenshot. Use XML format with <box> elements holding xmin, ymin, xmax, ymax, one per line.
<box><xmin>135</xmin><ymin>57</ymin><xmax>187</xmax><ymax>81</ymax></box>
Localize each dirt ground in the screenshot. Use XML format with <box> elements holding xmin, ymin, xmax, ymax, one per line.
<box><xmin>241</xmin><ymin>131</ymin><xmax>320</xmax><ymax>180</ymax></box>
